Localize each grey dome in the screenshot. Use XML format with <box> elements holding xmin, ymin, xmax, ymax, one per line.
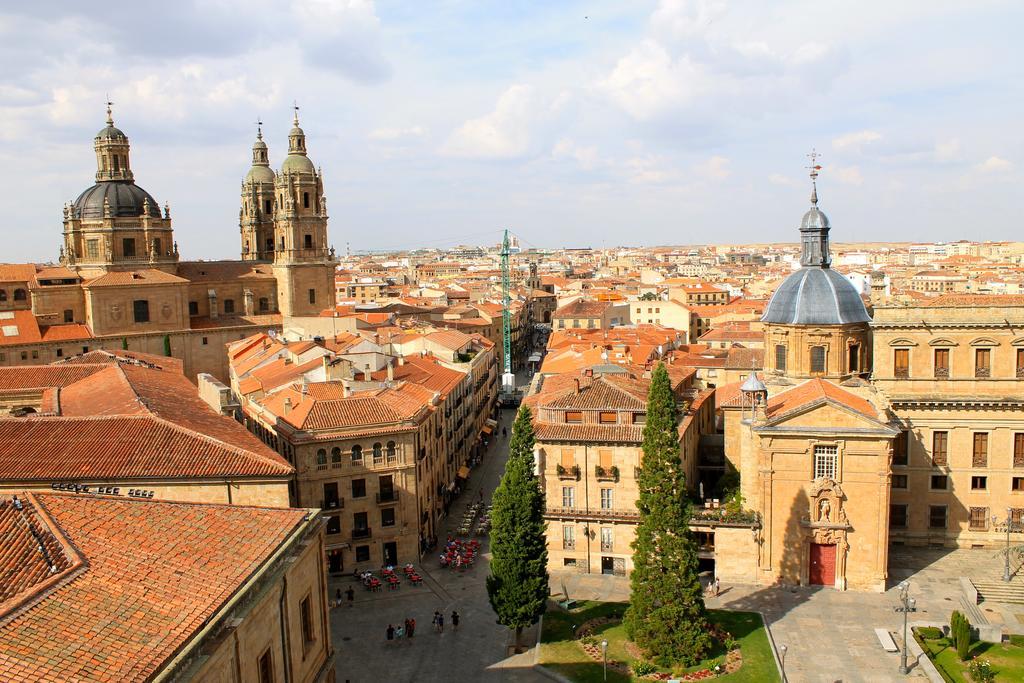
<box><xmin>73</xmin><ymin>181</ymin><xmax>161</xmax><ymax>219</ymax></box>
<box><xmin>96</xmin><ymin>124</ymin><xmax>127</xmax><ymax>141</ymax></box>
<box><xmin>801</xmin><ymin>207</ymin><xmax>830</xmax><ymax>231</ymax></box>
<box><xmin>762</xmin><ymin>267</ymin><xmax>870</xmax><ymax>325</ymax></box>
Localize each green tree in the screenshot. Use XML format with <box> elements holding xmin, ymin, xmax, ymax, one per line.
<box><xmin>163</xmin><ymin>334</ymin><xmax>172</xmax><ymax>357</ymax></box>
<box><xmin>121</xmin><ymin>337</ymin><xmax>128</xmax><ymax>350</ymax></box>
<box><xmin>624</xmin><ymin>363</ymin><xmax>711</xmax><ymax>666</ymax></box>
<box><xmin>487</xmin><ymin>405</ymin><xmax>549</xmax><ymax>647</ymax></box>
<box><xmin>640</xmin><ymin>291</ymin><xmax>660</xmax><ymax>301</ymax></box>
<box><xmin>956</xmin><ymin>613</ymin><xmax>972</xmax><ymax>661</ymax></box>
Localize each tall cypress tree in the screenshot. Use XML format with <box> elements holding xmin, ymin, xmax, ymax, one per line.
<box><xmin>624</xmin><ymin>363</ymin><xmax>711</xmax><ymax>666</ymax></box>
<box><xmin>487</xmin><ymin>405</ymin><xmax>549</xmax><ymax>647</ymax></box>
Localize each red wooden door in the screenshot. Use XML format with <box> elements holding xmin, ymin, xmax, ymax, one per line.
<box><xmin>809</xmin><ymin>543</ymin><xmax>836</xmax><ymax>586</ymax></box>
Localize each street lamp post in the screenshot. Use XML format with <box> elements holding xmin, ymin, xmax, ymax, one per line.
<box><xmin>601</xmin><ymin>640</ymin><xmax>608</xmax><ymax>682</ymax></box>
<box><xmin>779</xmin><ymin>644</ymin><xmax>788</xmax><ymax>683</ymax></box>
<box><xmin>992</xmin><ymin>509</ymin><xmax>1019</xmax><ymax>582</ymax></box>
<box><xmin>895</xmin><ymin>581</ymin><xmax>917</xmax><ymax>675</ymax></box>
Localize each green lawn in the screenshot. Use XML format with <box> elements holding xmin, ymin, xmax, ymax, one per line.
<box><xmin>915</xmin><ymin>630</ymin><xmax>1024</xmax><ymax>682</ymax></box>
<box><xmin>539</xmin><ymin>601</ymin><xmax>779</xmax><ymax>682</ymax></box>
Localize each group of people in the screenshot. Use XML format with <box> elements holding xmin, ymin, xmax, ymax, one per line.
<box><xmin>386</xmin><ymin>611</ymin><xmax>460</xmax><ymax>641</ymax></box>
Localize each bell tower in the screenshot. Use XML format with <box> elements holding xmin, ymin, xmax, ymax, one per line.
<box><xmin>240</xmin><ymin>121</ymin><xmax>277</xmax><ymax>261</ymax></box>
<box><xmin>271</xmin><ymin>105</ymin><xmax>335</xmax><ymax>317</ymax></box>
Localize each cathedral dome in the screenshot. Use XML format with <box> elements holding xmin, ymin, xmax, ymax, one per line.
<box><xmin>801</xmin><ymin>206</ymin><xmax>830</xmax><ymax>231</ymax></box>
<box><xmin>95</xmin><ymin>124</ymin><xmax>127</xmax><ymax>141</ymax></box>
<box><xmin>246</xmin><ymin>164</ymin><xmax>276</xmax><ymax>183</ymax></box>
<box><xmin>762</xmin><ymin>264</ymin><xmax>870</xmax><ymax>326</ymax></box>
<box><xmin>281</xmin><ymin>153</ymin><xmax>315</xmax><ymax>174</ymax></box>
<box><xmin>73</xmin><ymin>181</ymin><xmax>161</xmax><ymax>219</ymax></box>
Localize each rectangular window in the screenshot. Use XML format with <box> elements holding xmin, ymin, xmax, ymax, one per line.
<box><xmin>848</xmin><ymin>343</ymin><xmax>860</xmax><ymax>373</ymax></box>
<box><xmin>326</xmin><ymin>515</ymin><xmax>341</xmax><ymax>534</ymax></box>
<box><xmin>932</xmin><ymin>431</ymin><xmax>948</xmax><ymax>467</ymax></box>
<box><xmin>562</xmin><ymin>486</ymin><xmax>575</xmax><ymax>508</ymax></box>
<box><xmin>971</xmin><ymin>476</ymin><xmax>987</xmax><ymax>490</ymax></box>
<box><xmin>969</xmin><ymin>507</ymin><xmax>989</xmax><ymax>531</ymax></box>
<box><xmin>223</xmin><ymin>298</ymin><xmax>235</xmax><ymax>314</ymax></box>
<box><xmin>304</xmin><ymin>232</ymin><xmax>313</xmax><ymax>246</ymax></box>
<box><xmin>132</xmin><ymin>299</ymin><xmax>150</xmax><ymax>323</ymax></box>
<box><xmin>560</xmin><ymin>449</ymin><xmax>575</xmax><ymax>469</ymax></box>
<box><xmin>322</xmin><ymin>482</ymin><xmax>339</xmax><ymax>508</ymax></box>
<box><xmin>600</xmin><ymin>488</ymin><xmax>613</xmax><ymax>509</ymax></box>
<box><xmin>930</xmin><ymin>474</ymin><xmax>948</xmax><ymax>490</ymax></box>
<box><xmin>813</xmin><ymin>445</ymin><xmax>838</xmax><ymax>480</ymax></box>
<box><xmin>201</xmin><ymin>336</ymin><xmax>208</xmax><ymax>345</ymax></box>
<box><xmin>892</xmin><ymin>474</ymin><xmax>908</xmax><ymax>489</ymax></box>
<box><xmin>309</xmin><ymin>288</ymin><xmax>316</xmax><ymax>304</ymax></box>
<box><xmin>563</xmin><ymin>558</ymin><xmax>577</xmax><ymax>567</ymax></box>
<box><xmin>934</xmin><ymin>348</ymin><xmax>950</xmax><ymax>378</ymax></box>
<box><xmin>775</xmin><ymin>344</ymin><xmax>786</xmax><ymax>372</ymax></box>
<box><xmin>890</xmin><ymin>504</ymin><xmax>908</xmax><ymax>529</ymax></box>
<box><xmin>1013</xmin><ymin>477</ymin><xmax>1024</xmax><ymax>492</ymax></box>
<box><xmin>351</xmin><ymin>478</ymin><xmax>366</xmax><ymax>498</ymax></box>
<box><xmin>929</xmin><ymin>505</ymin><xmax>947</xmax><ymax>529</ymax></box>
<box><xmin>1018</xmin><ymin>348</ymin><xmax>1024</xmax><ymax>378</ymax></box>
<box><xmin>122</xmin><ymin>238</ymin><xmax>135</xmax><ymax>257</ymax></box>
<box><xmin>1015</xmin><ymin>433</ymin><xmax>1024</xmax><ymax>467</ymax></box>
<box><xmin>63</xmin><ymin>309</ymin><xmax>73</xmax><ymax>323</ymax></box>
<box><xmin>975</xmin><ymin>348</ymin><xmax>991</xmax><ymax>378</ymax></box>
<box><xmin>188</xmin><ymin>301</ymin><xmax>199</xmax><ymax>316</ymax></box>
<box><xmin>562</xmin><ymin>525</ymin><xmax>575</xmax><ymax>550</ymax></box>
<box><xmin>1012</xmin><ymin>509</ymin><xmax>1024</xmax><ymax>526</ymax></box>
<box><xmin>894</xmin><ymin>348</ymin><xmax>910</xmax><ymax>378</ymax></box>
<box><xmin>300</xmin><ymin>594</ymin><xmax>316</xmax><ymax>645</ymax></box>
<box><xmin>86</xmin><ymin>239</ymin><xmax>99</xmax><ymax>259</ymax></box>
<box><xmin>598</xmin><ymin>411</ymin><xmax>617</xmax><ymax>424</ymax></box>
<box><xmin>355</xmin><ymin>545</ymin><xmax>370</xmax><ymax>563</ymax></box>
<box><xmin>598</xmin><ymin>449</ymin><xmax>612</xmax><ymax>470</ymax></box>
<box><xmin>258</xmin><ymin>648</ymin><xmax>274</xmax><ymax>683</ymax></box>
<box><xmin>973</xmin><ymin>432</ymin><xmax>988</xmax><ymax>467</ymax></box>
<box><xmin>381</xmin><ymin>507</ymin><xmax>396</xmax><ymax>527</ymax></box>
<box><xmin>893</xmin><ymin>431</ymin><xmax>909</xmax><ymax>467</ymax></box>
<box><xmin>352</xmin><ymin>511</ymin><xmax>368</xmax><ymax>534</ymax></box>
<box><xmin>810</xmin><ymin>346</ymin><xmax>826</xmax><ymax>374</ymax></box>
<box><xmin>56</xmin><ymin>348</ymin><xmax>63</xmax><ymax>358</ymax></box>
<box><xmin>565</xmin><ymin>411</ymin><xmax>582</xmax><ymax>424</ymax></box>
<box><xmin>632</xmin><ymin>412</ymin><xmax>646</xmax><ymax>425</ymax></box>
<box><xmin>600</xmin><ymin>527</ymin><xmax>613</xmax><ymax>552</ymax></box>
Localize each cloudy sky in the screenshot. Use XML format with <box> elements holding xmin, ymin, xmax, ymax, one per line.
<box><xmin>1</xmin><ymin>0</ymin><xmax>1020</xmax><ymax>262</ymax></box>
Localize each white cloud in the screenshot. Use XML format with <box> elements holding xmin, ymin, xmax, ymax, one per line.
<box><xmin>832</xmin><ymin>130</ymin><xmax>882</xmax><ymax>151</ymax></box>
<box><xmin>625</xmin><ymin>155</ymin><xmax>676</xmax><ymax>185</ymax></box>
<box><xmin>768</xmin><ymin>173</ymin><xmax>798</xmax><ymax>187</ymax></box>
<box><xmin>833</xmin><ymin>165</ymin><xmax>864</xmax><ymax>186</ymax></box>
<box><xmin>696</xmin><ymin>155</ymin><xmax>730</xmax><ymax>180</ymax></box>
<box><xmin>369</xmin><ymin>126</ymin><xmax>425</xmax><ymax>141</ymax></box>
<box><xmin>552</xmin><ymin>138</ymin><xmax>602</xmax><ymax>171</ymax></box>
<box><xmin>934</xmin><ymin>138</ymin><xmax>961</xmax><ymax>162</ymax></box>
<box><xmin>441</xmin><ymin>85</ymin><xmax>539</xmax><ymax>160</ymax></box>
<box><xmin>976</xmin><ymin>156</ymin><xmax>1013</xmax><ymax>173</ymax></box>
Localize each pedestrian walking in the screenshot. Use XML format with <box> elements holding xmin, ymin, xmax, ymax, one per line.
<box><xmin>438</xmin><ymin>612</ymin><xmax>445</xmax><ymax>633</ymax></box>
<box><xmin>346</xmin><ymin>586</ymin><xmax>354</xmax><ymax>607</ymax></box>
<box><xmin>386</xmin><ymin>624</ymin><xmax>395</xmax><ymax>641</ymax></box>
<box><xmin>432</xmin><ymin>611</ymin><xmax>441</xmax><ymax>632</ymax></box>
<box><xmin>335</xmin><ymin>588</ymin><xmax>342</xmax><ymax>606</ymax></box>
<box><xmin>714</xmin><ymin>576</ymin><xmax>721</xmax><ymax>597</ymax></box>
<box><xmin>502</xmin><ymin>426</ymin><xmax>507</xmax><ymax>438</ymax></box>
<box><xmin>451</xmin><ymin>610</ymin><xmax>460</xmax><ymax>632</ymax></box>
<box><xmin>404</xmin><ymin>618</ymin><xmax>411</xmax><ymax>638</ymax></box>
<box><xmin>408</xmin><ymin>617</ymin><xmax>416</xmax><ymax>638</ymax></box>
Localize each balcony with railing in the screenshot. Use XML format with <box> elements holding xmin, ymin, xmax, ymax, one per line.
<box><xmin>376</xmin><ymin>490</ymin><xmax>398</xmax><ymax>504</ymax></box>
<box><xmin>562</xmin><ymin>538</ymin><xmax>576</xmax><ymax>550</ymax></box>
<box><xmin>352</xmin><ymin>527</ymin><xmax>372</xmax><ymax>540</ymax></box>
<box><xmin>545</xmin><ymin>506</ymin><xmax>640</xmax><ymax>523</ymax></box>
<box><xmin>933</xmin><ymin>367</ymin><xmax>950</xmax><ymax>379</ymax></box>
<box><xmin>319</xmin><ymin>498</ymin><xmax>344</xmax><ymax>510</ymax></box>
<box><xmin>600</xmin><ymin>541</ymin><xmax>613</xmax><ymax>552</ymax></box>
<box><xmin>975</xmin><ymin>367</ymin><xmax>991</xmax><ymax>378</ymax></box>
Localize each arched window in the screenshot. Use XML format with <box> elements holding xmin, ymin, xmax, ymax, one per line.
<box><xmin>386</xmin><ymin>441</ymin><xmax>397</xmax><ymax>463</ymax></box>
<box><xmin>303</xmin><ymin>191</ymin><xmax>310</xmax><ymax>208</ymax></box>
<box><xmin>0</xmin><ymin>290</ymin><xmax>7</xmax><ymax>302</ymax></box>
<box><xmin>373</xmin><ymin>442</ymin><xmax>383</xmax><ymax>465</ymax></box>
<box><xmin>13</xmin><ymin>289</ymin><xmax>27</xmax><ymax>301</ymax></box>
<box><xmin>316</xmin><ymin>448</ymin><xmax>327</xmax><ymax>470</ymax></box>
<box><xmin>351</xmin><ymin>444</ymin><xmax>363</xmax><ymax>463</ymax></box>
<box><xmin>331</xmin><ymin>446</ymin><xmax>342</xmax><ymax>466</ymax></box>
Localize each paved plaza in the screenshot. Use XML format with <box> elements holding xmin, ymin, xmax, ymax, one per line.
<box><xmin>330</xmin><ymin>407</ymin><xmax>546</xmax><ymax>683</ymax></box>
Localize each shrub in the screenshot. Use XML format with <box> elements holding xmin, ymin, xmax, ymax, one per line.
<box><xmin>631</xmin><ymin>660</ymin><xmax>658</xmax><ymax>676</ymax></box>
<box><xmin>956</xmin><ymin>614</ymin><xmax>972</xmax><ymax>661</ymax></box>
<box><xmin>967</xmin><ymin>658</ymin><xmax>995</xmax><ymax>683</ymax></box>
<box><xmin>917</xmin><ymin>627</ymin><xmax>942</xmax><ymax>640</ymax></box>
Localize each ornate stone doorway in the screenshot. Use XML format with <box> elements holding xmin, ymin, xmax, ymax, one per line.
<box><xmin>809</xmin><ymin>543</ymin><xmax>836</xmax><ymax>585</ymax></box>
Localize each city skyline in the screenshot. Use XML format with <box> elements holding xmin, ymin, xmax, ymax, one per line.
<box><xmin>1</xmin><ymin>0</ymin><xmax>1020</xmax><ymax>262</ymax></box>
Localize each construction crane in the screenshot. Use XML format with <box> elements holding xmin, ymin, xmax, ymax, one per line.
<box><xmin>499</xmin><ymin>228</ymin><xmax>517</xmax><ymax>405</ymax></box>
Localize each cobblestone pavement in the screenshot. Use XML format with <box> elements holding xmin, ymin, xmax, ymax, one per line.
<box><xmin>556</xmin><ymin>546</ymin><xmax>1023</xmax><ymax>683</ymax></box>
<box><xmin>330</xmin><ymin>407</ymin><xmax>546</xmax><ymax>683</ymax></box>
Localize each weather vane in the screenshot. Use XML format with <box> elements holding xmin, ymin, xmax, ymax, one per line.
<box><xmin>255</xmin><ymin>117</ymin><xmax>263</xmax><ymax>139</ymax></box>
<box><xmin>293</xmin><ymin>100</ymin><xmax>300</xmax><ymax>124</ymax></box>
<box><xmin>806</xmin><ymin>148</ymin><xmax>822</xmax><ymax>181</ymax></box>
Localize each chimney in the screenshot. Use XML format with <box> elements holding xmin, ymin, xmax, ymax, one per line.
<box><xmin>283</xmin><ymin>397</ymin><xmax>292</xmax><ymax>415</ymax></box>
<box><xmin>574</xmin><ymin>378</ymin><xmax>580</xmax><ymax>394</ymax></box>
<box><xmin>343</xmin><ymin>382</ymin><xmax>352</xmax><ymax>398</ymax></box>
<box><xmin>322</xmin><ymin>355</ymin><xmax>330</xmax><ymax>376</ymax></box>
<box><xmin>387</xmin><ymin>361</ymin><xmax>394</xmax><ymax>382</ymax></box>
<box><xmin>398</xmin><ymin>355</ymin><xmax>405</xmax><ymax>366</ymax></box>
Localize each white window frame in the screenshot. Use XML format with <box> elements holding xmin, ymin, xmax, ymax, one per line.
<box><xmin>600</xmin><ymin>487</ymin><xmax>613</xmax><ymax>510</ymax></box>
<box><xmin>813</xmin><ymin>445</ymin><xmax>838</xmax><ymax>480</ymax></box>
<box><xmin>562</xmin><ymin>486</ymin><xmax>575</xmax><ymax>508</ymax></box>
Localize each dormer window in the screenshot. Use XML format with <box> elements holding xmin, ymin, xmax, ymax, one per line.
<box><xmin>565</xmin><ymin>411</ymin><xmax>582</xmax><ymax>424</ymax></box>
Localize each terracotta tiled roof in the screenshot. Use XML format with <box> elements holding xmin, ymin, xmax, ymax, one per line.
<box><xmin>0</xmin><ymin>495</ymin><xmax>75</xmax><ymax>605</ymax></box>
<box><xmin>0</xmin><ymin>264</ymin><xmax>38</xmax><ymax>282</ymax></box>
<box><xmin>724</xmin><ymin>347</ymin><xmax>764</xmax><ymax>370</ymax></box>
<box><xmin>370</xmin><ymin>355</ymin><xmax>465</xmax><ymax>397</ymax></box>
<box><xmin>0</xmin><ymin>310</ymin><xmax>42</xmax><ymax>346</ymax></box>
<box><xmin>39</xmin><ymin>322</ymin><xmax>94</xmax><ymax>341</ymax></box>
<box><xmin>82</xmin><ymin>269</ymin><xmax>189</xmax><ymax>287</ymax></box>
<box><xmin>535</xmin><ymin>423</ymin><xmax>644</xmax><ymax>442</ymax></box>
<box><xmin>0</xmin><ymin>365</ymin><xmax>104</xmax><ymax>391</ymax></box>
<box><xmin>544</xmin><ymin>375</ymin><xmax>649</xmax><ymax>411</ymax></box>
<box><xmin>0</xmin><ymin>493</ymin><xmax>310</xmax><ymax>682</ymax></box>
<box><xmin>176</xmin><ymin>261</ymin><xmax>276</xmax><ymax>281</ymax></box>
<box><xmin>552</xmin><ymin>299</ymin><xmax>611</xmax><ymax>318</ymax></box>
<box><xmin>766</xmin><ymin>378</ymin><xmax>879</xmax><ymax>420</ymax></box>
<box><xmin>425</xmin><ymin>328</ymin><xmax>475</xmax><ymax>351</ymax></box>
<box><xmin>714</xmin><ymin>381</ymin><xmax>745</xmax><ymax>409</ymax></box>
<box><xmin>924</xmin><ymin>294</ymin><xmax>1024</xmax><ymax>307</ymax></box>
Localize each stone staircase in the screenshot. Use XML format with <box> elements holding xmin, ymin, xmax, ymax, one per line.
<box><xmin>974</xmin><ymin>579</ymin><xmax>1024</xmax><ymax>605</ymax></box>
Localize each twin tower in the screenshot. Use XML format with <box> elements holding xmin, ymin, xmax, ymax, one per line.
<box><xmin>240</xmin><ymin>109</ymin><xmax>336</xmax><ymax>316</ymax></box>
